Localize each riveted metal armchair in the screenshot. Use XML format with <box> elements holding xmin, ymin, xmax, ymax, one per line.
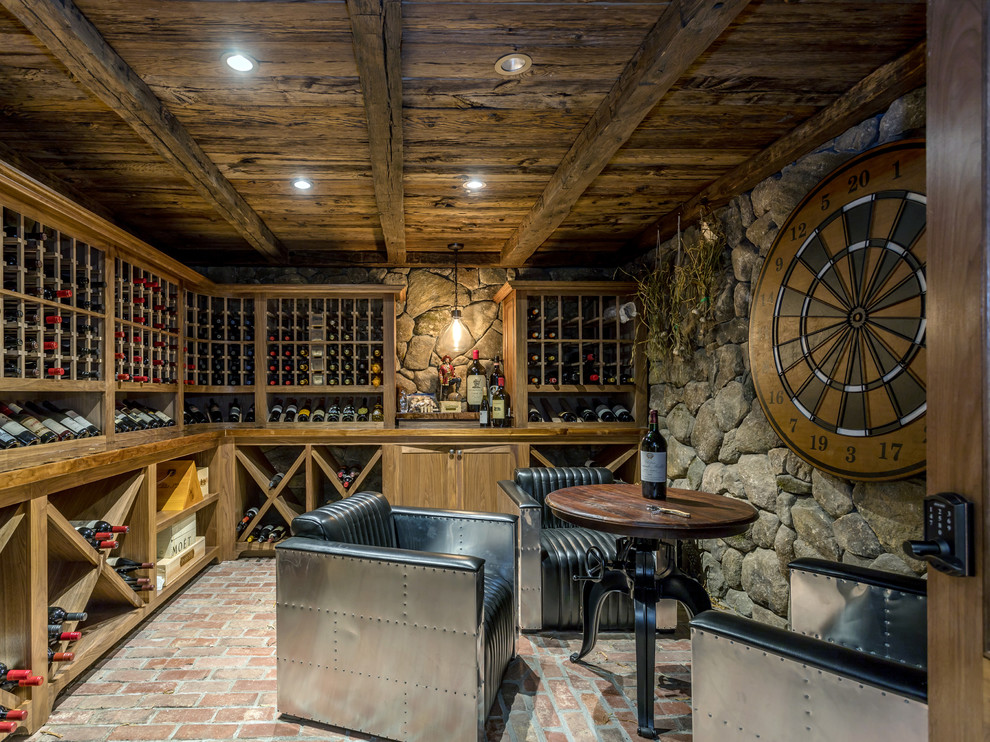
<box><xmin>690</xmin><ymin>558</ymin><xmax>927</xmax><ymax>741</ymax></box>
<box><xmin>497</xmin><ymin>466</ymin><xmax>676</xmax><ymax>632</ymax></box>
<box><xmin>275</xmin><ymin>491</ymin><xmax>517</xmax><ymax>742</ymax></box>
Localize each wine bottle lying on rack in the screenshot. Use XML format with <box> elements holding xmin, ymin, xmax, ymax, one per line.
<box><xmin>48</xmin><ymin>626</ymin><xmax>81</xmax><ymax>643</ymax></box>
<box><xmin>0</xmin><ymin>706</ymin><xmax>28</xmax><ymax>721</ymax></box>
<box><xmin>107</xmin><ymin>557</ymin><xmax>155</xmax><ymax>573</ymax></box>
<box><xmin>236</xmin><ymin>507</ymin><xmax>259</xmax><ymax>535</ymax></box>
<box><xmin>0</xmin><ymin>403</ymin><xmax>57</xmax><ymax>443</ymax></box>
<box><xmin>44</xmin><ymin>401</ymin><xmax>100</xmax><ymax>436</ymax></box>
<box><xmin>48</xmin><ymin>607</ymin><xmax>87</xmax><ymax>624</ymax></box>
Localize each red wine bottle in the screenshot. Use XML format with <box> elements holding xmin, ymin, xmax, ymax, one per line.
<box><xmin>0</xmin><ymin>666</ymin><xmax>31</xmax><ymax>683</ymax></box>
<box><xmin>236</xmin><ymin>507</ymin><xmax>259</xmax><ymax>535</ymax></box>
<box><xmin>640</xmin><ymin>409</ymin><xmax>667</xmax><ymax>500</ymax></box>
<box><xmin>42</xmin><ymin>401</ymin><xmax>100</xmax><ymax>436</ymax></box>
<box><xmin>47</xmin><ymin>650</ymin><xmax>73</xmax><ymax>663</ymax></box>
<box><xmin>70</xmin><ymin>520</ymin><xmax>128</xmax><ymax>534</ymax></box>
<box><xmin>0</xmin><ymin>705</ymin><xmax>28</xmax><ymax>720</ymax></box>
<box><xmin>106</xmin><ymin>557</ymin><xmax>154</xmax><ymax>572</ymax></box>
<box><xmin>48</xmin><ymin>626</ymin><xmax>81</xmax><ymax>642</ymax></box>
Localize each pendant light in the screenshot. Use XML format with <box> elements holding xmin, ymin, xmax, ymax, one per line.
<box><xmin>437</xmin><ymin>243</ymin><xmax>475</xmax><ymax>355</ymax></box>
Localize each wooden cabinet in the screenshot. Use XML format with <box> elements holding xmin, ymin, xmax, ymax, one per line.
<box><xmin>384</xmin><ymin>443</ymin><xmax>523</xmax><ymax>512</ymax></box>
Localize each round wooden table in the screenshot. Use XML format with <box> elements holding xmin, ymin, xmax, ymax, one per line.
<box><xmin>546</xmin><ymin>483</ymin><xmax>758</xmax><ymax>740</ymax></box>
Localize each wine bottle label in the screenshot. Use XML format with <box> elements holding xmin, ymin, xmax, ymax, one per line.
<box><xmin>479</xmin><ymin>408</ymin><xmax>489</xmax><ymax>426</ymax></box>
<box><xmin>640</xmin><ymin>452</ymin><xmax>667</xmax><ymax>483</ymax></box>
<box><xmin>492</xmin><ymin>399</ymin><xmax>506</xmax><ymax>419</ymax></box>
<box><xmin>466</xmin><ymin>375</ymin><xmax>486</xmax><ymax>405</ymax></box>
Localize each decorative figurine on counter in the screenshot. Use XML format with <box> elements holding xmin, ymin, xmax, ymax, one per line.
<box><xmin>437</xmin><ymin>354</ymin><xmax>461</xmax><ymax>402</ymax></box>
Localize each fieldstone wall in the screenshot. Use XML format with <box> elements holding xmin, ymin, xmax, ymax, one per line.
<box><xmin>197</xmin><ymin>264</ymin><xmax>610</xmax><ymax>396</ymax></box>
<box><xmin>629</xmin><ymin>89</ymin><xmax>928</xmax><ymax>627</ymax></box>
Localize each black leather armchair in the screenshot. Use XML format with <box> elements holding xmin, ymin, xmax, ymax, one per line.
<box><xmin>690</xmin><ymin>558</ymin><xmax>927</xmax><ymax>741</ymax></box>
<box><xmin>497</xmin><ymin>466</ymin><xmax>676</xmax><ymax>632</ymax></box>
<box><xmin>275</xmin><ymin>491</ymin><xmax>517</xmax><ymax>742</ymax></box>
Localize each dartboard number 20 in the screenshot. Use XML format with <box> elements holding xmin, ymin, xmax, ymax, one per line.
<box><xmin>750</xmin><ymin>140</ymin><xmax>926</xmax><ymax>481</ymax></box>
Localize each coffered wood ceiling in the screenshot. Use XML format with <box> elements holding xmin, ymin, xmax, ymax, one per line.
<box><xmin>0</xmin><ymin>0</ymin><xmax>926</xmax><ymax>268</ymax></box>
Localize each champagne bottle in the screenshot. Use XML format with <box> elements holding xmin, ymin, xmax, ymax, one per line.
<box><xmin>267</xmin><ymin>399</ymin><xmax>284</xmax><ymax>423</ymax></box>
<box><xmin>48</xmin><ymin>607</ymin><xmax>87</xmax><ymax>624</ymax></box>
<box><xmin>640</xmin><ymin>409</ymin><xmax>667</xmax><ymax>500</ymax></box>
<box><xmin>465</xmin><ymin>349</ymin><xmax>486</xmax><ymax>412</ymax></box>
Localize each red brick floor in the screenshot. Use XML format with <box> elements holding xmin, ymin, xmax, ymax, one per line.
<box><xmin>28</xmin><ymin>559</ymin><xmax>693</xmax><ymax>742</ymax></box>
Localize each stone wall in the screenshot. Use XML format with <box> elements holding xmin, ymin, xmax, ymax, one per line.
<box><xmin>197</xmin><ymin>264</ymin><xmax>610</xmax><ymax>396</ymax></box>
<box><xmin>628</xmin><ymin>89</ymin><xmax>928</xmax><ymax>627</ymax></box>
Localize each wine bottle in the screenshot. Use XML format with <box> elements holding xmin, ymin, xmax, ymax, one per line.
<box><xmin>107</xmin><ymin>557</ymin><xmax>154</xmax><ymax>572</ymax></box>
<box><xmin>465</xmin><ymin>349</ymin><xmax>486</xmax><ymax>412</ymax></box>
<box><xmin>70</xmin><ymin>520</ymin><xmax>128</xmax><ymax>534</ymax></box>
<box><xmin>528</xmin><ymin>401</ymin><xmax>546</xmax><ymax>422</ymax></box>
<box><xmin>557</xmin><ymin>399</ymin><xmax>578</xmax><ymax>423</ymax></box>
<box><xmin>207</xmin><ymin>399</ymin><xmax>223</xmax><ymax>423</ymax></box>
<box><xmin>491</xmin><ymin>377</ymin><xmax>509</xmax><ymax>428</ymax></box>
<box><xmin>42</xmin><ymin>401</ymin><xmax>100</xmax><ymax>436</ymax></box>
<box><xmin>258</xmin><ymin>524</ymin><xmax>275</xmax><ymax>542</ymax></box>
<box><xmin>0</xmin><ymin>427</ymin><xmax>17</xmax><ymax>449</ymax></box>
<box><xmin>245</xmin><ymin>402</ymin><xmax>256</xmax><ymax>422</ymax></box>
<box><xmin>311</xmin><ymin>398</ymin><xmax>326</xmax><ymax>423</ymax></box>
<box><xmin>26</xmin><ymin>402</ymin><xmax>88</xmax><ymax>439</ymax></box>
<box><xmin>283</xmin><ymin>399</ymin><xmax>298</xmax><ymax>423</ymax></box>
<box><xmin>612</xmin><ymin>402</ymin><xmax>634</xmax><ymax>422</ymax></box>
<box><xmin>0</xmin><ymin>404</ymin><xmax>55</xmax><ymax>443</ymax></box>
<box><xmin>117</xmin><ymin>402</ymin><xmax>158</xmax><ymax>429</ymax></box>
<box><xmin>479</xmin><ymin>394</ymin><xmax>489</xmax><ymax>427</ymax></box>
<box><xmin>0</xmin><ymin>721</ymin><xmax>16</xmax><ymax>734</ymax></box>
<box><xmin>129</xmin><ymin>402</ymin><xmax>174</xmax><ymax>427</ymax></box>
<box><xmin>640</xmin><ymin>409</ymin><xmax>667</xmax><ymax>500</ymax></box>
<box><xmin>297</xmin><ymin>398</ymin><xmax>312</xmax><ymax>422</ymax></box>
<box><xmin>268</xmin><ymin>472</ymin><xmax>284</xmax><ymax>490</ymax></box>
<box><xmin>356</xmin><ymin>397</ymin><xmax>369</xmax><ymax>422</ymax></box>
<box><xmin>268</xmin><ymin>399</ymin><xmax>284</xmax><ymax>423</ymax></box>
<box><xmin>593</xmin><ymin>399</ymin><xmax>617</xmax><ymax>422</ymax></box>
<box><xmin>575</xmin><ymin>399</ymin><xmax>598</xmax><ymax>423</ymax></box>
<box><xmin>266</xmin><ymin>524</ymin><xmax>287</xmax><ymax>543</ymax></box>
<box><xmin>8</xmin><ymin>402</ymin><xmax>74</xmax><ymax>440</ymax></box>
<box><xmin>327</xmin><ymin>397</ymin><xmax>341</xmax><ymax>422</ymax></box>
<box><xmin>487</xmin><ymin>356</ymin><xmax>503</xmax><ymax>407</ymax></box>
<box><xmin>229</xmin><ymin>399</ymin><xmax>242</xmax><ymax>423</ymax></box>
<box><xmin>48</xmin><ymin>626</ymin><xmax>81</xmax><ymax>642</ymax></box>
<box><xmin>184</xmin><ymin>402</ymin><xmax>209</xmax><ymax>425</ymax></box>
<box><xmin>0</xmin><ymin>666</ymin><xmax>31</xmax><ymax>684</ymax></box>
<box><xmin>236</xmin><ymin>507</ymin><xmax>259</xmax><ymax>534</ymax></box>
<box><xmin>540</xmin><ymin>398</ymin><xmax>561</xmax><ymax>423</ymax></box>
<box><xmin>48</xmin><ymin>607</ymin><xmax>87</xmax><ymax>624</ymax></box>
<box><xmin>0</xmin><ymin>705</ymin><xmax>27</xmax><ymax>720</ymax></box>
<box><xmin>371</xmin><ymin>400</ymin><xmax>384</xmax><ymax>423</ymax></box>
<box><xmin>246</xmin><ymin>526</ymin><xmax>263</xmax><ymax>542</ymax></box>
<box><xmin>341</xmin><ymin>399</ymin><xmax>355</xmax><ymax>423</ymax></box>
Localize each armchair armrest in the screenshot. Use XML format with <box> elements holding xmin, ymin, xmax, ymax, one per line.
<box><xmin>496</xmin><ymin>480</ymin><xmax>542</xmax><ymax>631</ymax></box>
<box><xmin>275</xmin><ymin>536</ymin><xmax>488</xmax><ymax>742</ymax></box>
<box><xmin>690</xmin><ymin>610</ymin><xmax>927</xmax><ymax>742</ymax></box>
<box><xmin>788</xmin><ymin>558</ymin><xmax>927</xmax><ymax>669</ymax></box>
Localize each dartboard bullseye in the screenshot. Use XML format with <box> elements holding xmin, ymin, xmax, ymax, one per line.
<box><xmin>751</xmin><ymin>141</ymin><xmax>926</xmax><ymax>480</ymax></box>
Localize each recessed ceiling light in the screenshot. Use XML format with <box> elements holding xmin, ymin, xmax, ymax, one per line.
<box><xmin>494</xmin><ymin>53</ymin><xmax>532</xmax><ymax>76</ymax></box>
<box><xmin>222</xmin><ymin>52</ymin><xmax>258</xmax><ymax>73</ymax></box>
<box><xmin>292</xmin><ymin>178</ymin><xmax>313</xmax><ymax>191</ymax></box>
<box><xmin>463</xmin><ymin>179</ymin><xmax>486</xmax><ymax>191</ymax></box>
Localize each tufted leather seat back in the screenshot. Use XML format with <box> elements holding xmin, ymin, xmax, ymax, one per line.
<box><xmin>514</xmin><ymin>466</ymin><xmax>614</xmax><ymax>529</ymax></box>
<box><xmin>290</xmin><ymin>491</ymin><xmax>397</xmax><ymax>548</ymax></box>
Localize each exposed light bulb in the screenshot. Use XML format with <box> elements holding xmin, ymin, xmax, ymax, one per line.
<box><xmin>223</xmin><ymin>53</ymin><xmax>257</xmax><ymax>72</ymax></box>
<box><xmin>438</xmin><ymin>309</ymin><xmax>474</xmax><ymax>355</ymax></box>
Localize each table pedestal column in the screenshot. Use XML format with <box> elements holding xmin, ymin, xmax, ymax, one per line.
<box><xmin>569</xmin><ymin>537</ymin><xmax>713</xmax><ymax>740</ymax></box>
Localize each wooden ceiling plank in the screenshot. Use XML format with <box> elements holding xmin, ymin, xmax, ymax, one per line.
<box><xmin>346</xmin><ymin>0</ymin><xmax>406</xmax><ymax>264</ymax></box>
<box><xmin>621</xmin><ymin>40</ymin><xmax>927</xmax><ymax>261</ymax></box>
<box><xmin>499</xmin><ymin>0</ymin><xmax>753</xmax><ymax>267</ymax></box>
<box><xmin>0</xmin><ymin>0</ymin><xmax>287</xmax><ymax>263</ymax></box>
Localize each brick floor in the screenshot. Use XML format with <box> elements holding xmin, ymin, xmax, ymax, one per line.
<box><xmin>28</xmin><ymin>559</ymin><xmax>692</xmax><ymax>742</ymax></box>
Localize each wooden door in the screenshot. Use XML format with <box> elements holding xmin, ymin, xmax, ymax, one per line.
<box><xmin>383</xmin><ymin>444</ymin><xmax>454</xmax><ymax>509</ymax></box>
<box><xmin>457</xmin><ymin>445</ymin><xmax>522</xmax><ymax>513</ymax></box>
<box><xmin>927</xmin><ymin>2</ymin><xmax>990</xmax><ymax>739</ymax></box>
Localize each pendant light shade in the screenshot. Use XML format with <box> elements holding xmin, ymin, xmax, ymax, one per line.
<box><xmin>437</xmin><ymin>243</ymin><xmax>475</xmax><ymax>356</ymax></box>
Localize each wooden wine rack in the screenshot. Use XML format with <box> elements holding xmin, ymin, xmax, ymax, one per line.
<box><xmin>495</xmin><ymin>281</ymin><xmax>646</xmax><ymax>429</ymax></box>
<box><xmin>113</xmin><ymin>259</ymin><xmax>180</xmax><ymax>388</ymax></box>
<box><xmin>184</xmin><ymin>292</ymin><xmax>256</xmax><ymax>391</ymax></box>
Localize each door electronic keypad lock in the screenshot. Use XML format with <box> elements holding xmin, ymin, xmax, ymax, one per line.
<box><xmin>904</xmin><ymin>492</ymin><xmax>974</xmax><ymax>577</ymax></box>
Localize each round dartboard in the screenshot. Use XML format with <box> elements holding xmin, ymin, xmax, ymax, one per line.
<box><xmin>750</xmin><ymin>140</ymin><xmax>926</xmax><ymax>481</ymax></box>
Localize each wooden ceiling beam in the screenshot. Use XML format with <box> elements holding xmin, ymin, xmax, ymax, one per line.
<box><xmin>621</xmin><ymin>40</ymin><xmax>927</xmax><ymax>263</ymax></box>
<box><xmin>0</xmin><ymin>0</ymin><xmax>286</xmax><ymax>263</ymax></box>
<box><xmin>498</xmin><ymin>0</ymin><xmax>753</xmax><ymax>267</ymax></box>
<box><xmin>346</xmin><ymin>0</ymin><xmax>406</xmax><ymax>265</ymax></box>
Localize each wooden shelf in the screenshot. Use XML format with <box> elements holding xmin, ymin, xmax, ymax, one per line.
<box><xmin>155</xmin><ymin>491</ymin><xmax>219</xmax><ymax>532</ymax></box>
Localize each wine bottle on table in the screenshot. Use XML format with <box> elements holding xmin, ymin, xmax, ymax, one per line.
<box><xmin>640</xmin><ymin>409</ymin><xmax>667</xmax><ymax>500</ymax></box>
<box><xmin>479</xmin><ymin>394</ymin><xmax>489</xmax><ymax>427</ymax></box>
<box><xmin>465</xmin><ymin>349</ymin><xmax>486</xmax><ymax>412</ymax></box>
<box><xmin>487</xmin><ymin>356</ymin><xmax>503</xmax><ymax>407</ymax></box>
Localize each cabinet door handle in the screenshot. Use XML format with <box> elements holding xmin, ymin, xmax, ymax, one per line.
<box><xmin>457</xmin><ymin>449</ymin><xmax>462</xmax><ymax>460</ymax></box>
<box><xmin>449</xmin><ymin>448</ymin><xmax>455</xmax><ymax>459</ymax></box>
